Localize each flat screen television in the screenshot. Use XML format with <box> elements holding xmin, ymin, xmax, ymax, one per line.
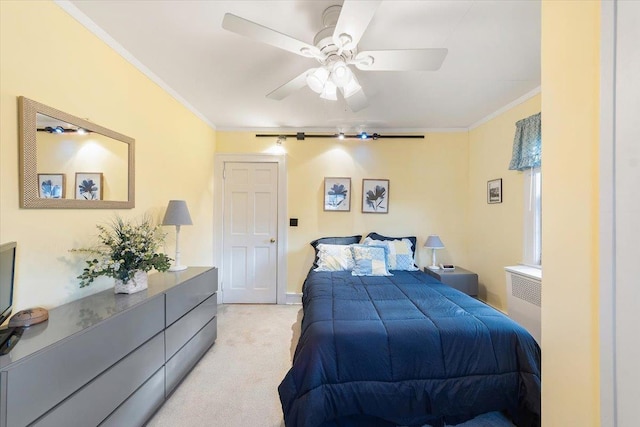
<box><xmin>0</xmin><ymin>241</ymin><xmax>17</xmax><ymax>325</ymax></box>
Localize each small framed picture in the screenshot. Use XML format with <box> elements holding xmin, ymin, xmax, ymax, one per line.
<box><xmin>488</xmin><ymin>178</ymin><xmax>502</xmax><ymax>204</ymax></box>
<box><xmin>324</xmin><ymin>177</ymin><xmax>351</xmax><ymax>211</ymax></box>
<box><xmin>362</xmin><ymin>179</ymin><xmax>389</xmax><ymax>214</ymax></box>
<box><xmin>75</xmin><ymin>172</ymin><xmax>103</xmax><ymax>200</ymax></box>
<box><xmin>37</xmin><ymin>173</ymin><xmax>65</xmax><ymax>199</ymax></box>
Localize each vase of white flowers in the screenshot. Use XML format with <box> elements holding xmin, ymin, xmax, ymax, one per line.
<box><xmin>72</xmin><ymin>216</ymin><xmax>172</xmax><ymax>294</ymax></box>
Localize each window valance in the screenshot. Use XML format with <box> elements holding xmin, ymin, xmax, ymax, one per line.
<box><xmin>509</xmin><ymin>112</ymin><xmax>541</xmax><ymax>171</ymax></box>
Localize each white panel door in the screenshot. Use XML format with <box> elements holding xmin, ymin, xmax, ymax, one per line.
<box><xmin>222</xmin><ymin>162</ymin><xmax>278</xmax><ymax>303</ymax></box>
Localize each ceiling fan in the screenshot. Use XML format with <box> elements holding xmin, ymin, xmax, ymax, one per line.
<box><xmin>222</xmin><ymin>0</ymin><xmax>448</xmax><ymax>112</ymax></box>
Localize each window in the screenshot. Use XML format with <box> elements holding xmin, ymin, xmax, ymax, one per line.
<box><xmin>508</xmin><ymin>112</ymin><xmax>541</xmax><ymax>267</ymax></box>
<box><xmin>523</xmin><ymin>167</ymin><xmax>541</xmax><ymax>266</ymax></box>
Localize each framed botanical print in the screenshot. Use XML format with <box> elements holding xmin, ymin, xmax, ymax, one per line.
<box><xmin>38</xmin><ymin>173</ymin><xmax>65</xmax><ymax>199</ymax></box>
<box><xmin>362</xmin><ymin>179</ymin><xmax>389</xmax><ymax>213</ymax></box>
<box><xmin>324</xmin><ymin>177</ymin><xmax>351</xmax><ymax>211</ymax></box>
<box><xmin>76</xmin><ymin>172</ymin><xmax>103</xmax><ymax>200</ymax></box>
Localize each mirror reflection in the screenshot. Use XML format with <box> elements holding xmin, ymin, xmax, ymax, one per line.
<box><xmin>19</xmin><ymin>97</ymin><xmax>135</xmax><ymax>209</ymax></box>
<box><xmin>36</xmin><ymin>114</ymin><xmax>129</xmax><ymax>201</ymax></box>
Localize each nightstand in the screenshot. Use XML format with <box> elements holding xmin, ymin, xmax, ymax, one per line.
<box><xmin>423</xmin><ymin>266</ymin><xmax>478</xmax><ymax>296</ymax></box>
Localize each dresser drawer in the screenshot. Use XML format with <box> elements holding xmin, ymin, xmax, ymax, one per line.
<box><xmin>32</xmin><ymin>332</ymin><xmax>164</xmax><ymax>427</ymax></box>
<box><xmin>166</xmin><ymin>316</ymin><xmax>217</xmax><ymax>395</ymax></box>
<box><xmin>4</xmin><ymin>295</ymin><xmax>164</xmax><ymax>427</ymax></box>
<box><xmin>165</xmin><ymin>294</ymin><xmax>217</xmax><ymax>359</ymax></box>
<box><xmin>165</xmin><ymin>268</ymin><xmax>217</xmax><ymax>326</ymax></box>
<box><xmin>99</xmin><ymin>366</ymin><xmax>165</xmax><ymax>427</ymax></box>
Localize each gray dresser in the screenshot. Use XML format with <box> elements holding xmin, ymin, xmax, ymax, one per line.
<box><xmin>0</xmin><ymin>267</ymin><xmax>218</xmax><ymax>427</ymax></box>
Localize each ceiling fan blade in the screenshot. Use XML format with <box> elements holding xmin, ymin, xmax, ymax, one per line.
<box><xmin>332</xmin><ymin>0</ymin><xmax>382</xmax><ymax>49</ymax></box>
<box><xmin>266</xmin><ymin>70</ymin><xmax>310</xmax><ymax>100</ymax></box>
<box><xmin>354</xmin><ymin>49</ymin><xmax>448</xmax><ymax>71</ymax></box>
<box><xmin>342</xmin><ymin>88</ymin><xmax>369</xmax><ymax>113</ymax></box>
<box><xmin>222</xmin><ymin>13</ymin><xmax>324</xmax><ymax>59</ymax></box>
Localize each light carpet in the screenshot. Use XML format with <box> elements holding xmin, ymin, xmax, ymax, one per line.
<box><xmin>148</xmin><ymin>304</ymin><xmax>514</xmax><ymax>427</ymax></box>
<box><xmin>148</xmin><ymin>304</ymin><xmax>300</xmax><ymax>427</ymax></box>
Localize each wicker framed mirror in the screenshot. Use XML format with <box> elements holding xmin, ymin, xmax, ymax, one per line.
<box><xmin>18</xmin><ymin>96</ymin><xmax>135</xmax><ymax>209</ymax></box>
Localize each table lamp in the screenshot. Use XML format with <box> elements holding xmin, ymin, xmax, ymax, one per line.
<box><xmin>424</xmin><ymin>235</ymin><xmax>445</xmax><ymax>270</ymax></box>
<box><xmin>162</xmin><ymin>200</ymin><xmax>192</xmax><ymax>271</ymax></box>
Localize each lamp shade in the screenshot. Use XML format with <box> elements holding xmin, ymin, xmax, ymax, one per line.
<box><xmin>424</xmin><ymin>235</ymin><xmax>444</xmax><ymax>249</ymax></box>
<box><xmin>162</xmin><ymin>200</ymin><xmax>193</xmax><ymax>226</ymax></box>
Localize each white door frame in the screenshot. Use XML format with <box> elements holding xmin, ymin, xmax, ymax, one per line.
<box><xmin>600</xmin><ymin>1</ymin><xmax>640</xmax><ymax>424</ymax></box>
<box><xmin>599</xmin><ymin>2</ymin><xmax>616</xmax><ymax>423</ymax></box>
<box><xmin>214</xmin><ymin>153</ymin><xmax>287</xmax><ymax>305</ymax></box>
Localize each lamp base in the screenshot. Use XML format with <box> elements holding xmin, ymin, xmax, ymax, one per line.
<box><xmin>168</xmin><ymin>265</ymin><xmax>188</xmax><ymax>272</ymax></box>
<box><xmin>427</xmin><ymin>265</ymin><xmax>440</xmax><ymax>271</ymax></box>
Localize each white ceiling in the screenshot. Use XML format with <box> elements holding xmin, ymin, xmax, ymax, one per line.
<box><xmin>64</xmin><ymin>0</ymin><xmax>540</xmax><ymax>132</ymax></box>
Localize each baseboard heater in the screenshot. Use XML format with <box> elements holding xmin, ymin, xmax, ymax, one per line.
<box><xmin>505</xmin><ymin>266</ymin><xmax>541</xmax><ymax>344</ymax></box>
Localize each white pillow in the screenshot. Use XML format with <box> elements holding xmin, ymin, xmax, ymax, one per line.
<box><xmin>313</xmin><ymin>244</ymin><xmax>355</xmax><ymax>271</ymax></box>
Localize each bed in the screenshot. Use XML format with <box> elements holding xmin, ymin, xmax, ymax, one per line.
<box><xmin>278</xmin><ymin>236</ymin><xmax>540</xmax><ymax>427</ymax></box>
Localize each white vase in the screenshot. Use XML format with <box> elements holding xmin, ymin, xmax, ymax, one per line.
<box><xmin>114</xmin><ymin>270</ymin><xmax>148</xmax><ymax>294</ymax></box>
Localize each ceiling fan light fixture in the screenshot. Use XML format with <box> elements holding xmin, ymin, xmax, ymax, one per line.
<box><xmin>223</xmin><ymin>4</ymin><xmax>449</xmax><ymax>110</ymax></box>
<box><xmin>341</xmin><ymin>73</ymin><xmax>362</xmax><ymax>98</ymax></box>
<box><xmin>320</xmin><ymin>80</ymin><xmax>338</xmax><ymax>101</ymax></box>
<box><xmin>306</xmin><ymin>67</ymin><xmax>330</xmax><ymax>94</ymax></box>
<box><xmin>330</xmin><ymin>61</ymin><xmax>352</xmax><ymax>87</ymax></box>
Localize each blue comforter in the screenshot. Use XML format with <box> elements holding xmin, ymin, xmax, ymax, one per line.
<box><xmin>279</xmin><ymin>270</ymin><xmax>540</xmax><ymax>427</ymax></box>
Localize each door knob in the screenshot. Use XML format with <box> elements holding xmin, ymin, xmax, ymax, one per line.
<box><xmin>270</xmin><ymin>238</ymin><xmax>276</xmax><ymax>243</ymax></box>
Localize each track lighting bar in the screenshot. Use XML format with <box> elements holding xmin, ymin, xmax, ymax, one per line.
<box><xmin>255</xmin><ymin>132</ymin><xmax>424</xmax><ymax>141</ymax></box>
<box><xmin>37</xmin><ymin>127</ymin><xmax>90</xmax><ymax>134</ymax></box>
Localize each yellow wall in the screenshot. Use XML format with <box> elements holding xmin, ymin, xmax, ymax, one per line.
<box><xmin>215</xmin><ymin>131</ymin><xmax>470</xmax><ymax>293</ymax></box>
<box><xmin>0</xmin><ymin>1</ymin><xmax>216</xmax><ymax>310</ymax></box>
<box><xmin>467</xmin><ymin>95</ymin><xmax>541</xmax><ymax>311</ymax></box>
<box><xmin>541</xmin><ymin>1</ymin><xmax>600</xmax><ymax>425</ymax></box>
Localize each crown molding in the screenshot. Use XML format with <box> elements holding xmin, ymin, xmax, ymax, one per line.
<box><xmin>53</xmin><ymin>0</ymin><xmax>217</xmax><ymax>131</ymax></box>
<box><xmin>468</xmin><ymin>86</ymin><xmax>541</xmax><ymax>130</ymax></box>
